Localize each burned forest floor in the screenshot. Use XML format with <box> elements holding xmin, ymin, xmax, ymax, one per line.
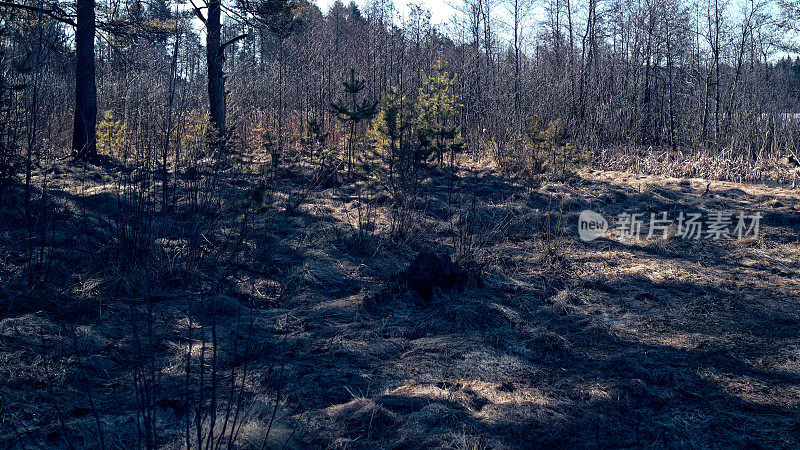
<box><xmin>2</xmin><ymin>156</ymin><xmax>800</xmax><ymax>449</ymax></box>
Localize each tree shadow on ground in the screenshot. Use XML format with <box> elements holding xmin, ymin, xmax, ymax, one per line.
<box><xmin>2</xmin><ymin>164</ymin><xmax>800</xmax><ymax>448</ymax></box>
<box><xmin>332</xmin><ymin>272</ymin><xmax>800</xmax><ymax>448</ymax></box>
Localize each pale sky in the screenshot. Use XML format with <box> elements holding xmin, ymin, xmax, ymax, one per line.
<box><xmin>315</xmin><ymin>0</ymin><xmax>459</xmax><ymax>27</ymax></box>
<box><xmin>312</xmin><ymin>0</ymin><xmax>548</xmax><ymax>49</ymax></box>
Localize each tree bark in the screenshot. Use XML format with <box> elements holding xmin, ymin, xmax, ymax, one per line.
<box><xmin>72</xmin><ymin>0</ymin><xmax>97</xmax><ymax>160</ymax></box>
<box><xmin>206</xmin><ymin>0</ymin><xmax>225</xmax><ymax>150</ymax></box>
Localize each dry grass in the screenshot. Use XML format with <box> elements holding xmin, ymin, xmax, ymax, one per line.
<box><xmin>593</xmin><ymin>146</ymin><xmax>800</xmax><ymax>185</ymax></box>
<box><xmin>1</xmin><ymin>156</ymin><xmax>800</xmax><ymax>448</ymax></box>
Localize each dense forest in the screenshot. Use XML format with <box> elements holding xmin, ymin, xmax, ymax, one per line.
<box><xmin>1</xmin><ymin>0</ymin><xmax>800</xmax><ymax>448</ymax></box>
<box><xmin>1</xmin><ymin>0</ymin><xmax>800</xmax><ymax>180</ymax></box>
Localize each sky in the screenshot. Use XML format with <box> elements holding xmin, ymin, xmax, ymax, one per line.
<box><xmin>315</xmin><ymin>0</ymin><xmax>459</xmax><ymax>27</ymax></box>
<box><xmin>312</xmin><ymin>0</ymin><xmax>549</xmax><ymax>47</ymax></box>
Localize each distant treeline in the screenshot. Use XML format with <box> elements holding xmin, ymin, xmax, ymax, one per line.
<box><xmin>1</xmin><ymin>0</ymin><xmax>800</xmax><ymax>182</ymax></box>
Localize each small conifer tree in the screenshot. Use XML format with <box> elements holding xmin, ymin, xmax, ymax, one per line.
<box><xmin>330</xmin><ymin>69</ymin><xmax>378</xmax><ymax>177</ymax></box>
<box><xmin>97</xmin><ymin>111</ymin><xmax>127</xmax><ymax>157</ymax></box>
<box><xmin>368</xmin><ymin>85</ymin><xmax>411</xmax><ymax>190</ymax></box>
<box><xmin>415</xmin><ymin>54</ymin><xmax>464</xmax><ymax>168</ymax></box>
<box><xmin>302</xmin><ymin>118</ymin><xmax>329</xmax><ymax>166</ymax></box>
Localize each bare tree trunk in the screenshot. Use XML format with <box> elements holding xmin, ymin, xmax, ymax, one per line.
<box><xmin>566</xmin><ymin>0</ymin><xmax>575</xmax><ymax>119</ymax></box>
<box><xmin>206</xmin><ymin>0</ymin><xmax>225</xmax><ymax>151</ymax></box>
<box><xmin>642</xmin><ymin>15</ymin><xmax>653</xmax><ymax>143</ymax></box>
<box><xmin>713</xmin><ymin>0</ymin><xmax>721</xmax><ymax>146</ymax></box>
<box><xmin>72</xmin><ymin>0</ymin><xmax>97</xmax><ymax>160</ymax></box>
<box><xmin>513</xmin><ymin>0</ymin><xmax>520</xmax><ymax>120</ymax></box>
<box><xmin>163</xmin><ymin>13</ymin><xmax>181</xmax><ymax>212</ymax></box>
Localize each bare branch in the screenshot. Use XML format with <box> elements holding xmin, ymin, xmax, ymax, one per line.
<box><xmin>188</xmin><ymin>0</ymin><xmax>207</xmax><ymax>25</ymax></box>
<box><xmin>220</xmin><ymin>33</ymin><xmax>248</xmax><ymax>54</ymax></box>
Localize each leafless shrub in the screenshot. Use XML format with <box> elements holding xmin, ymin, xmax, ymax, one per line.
<box><xmin>541</xmin><ymin>199</ymin><xmax>565</xmax><ymax>268</ymax></box>
<box><xmin>451</xmin><ymin>195</ymin><xmax>478</xmax><ymax>263</ymax></box>
<box><xmin>389</xmin><ymin>197</ymin><xmax>415</xmax><ymax>243</ymax></box>
<box><xmin>354</xmin><ymin>193</ymin><xmax>377</xmax><ymax>250</ymax></box>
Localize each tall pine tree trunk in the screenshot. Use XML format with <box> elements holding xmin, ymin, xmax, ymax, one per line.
<box><xmin>206</xmin><ymin>0</ymin><xmax>225</xmax><ymax>150</ymax></box>
<box><xmin>72</xmin><ymin>0</ymin><xmax>96</xmax><ymax>159</ymax></box>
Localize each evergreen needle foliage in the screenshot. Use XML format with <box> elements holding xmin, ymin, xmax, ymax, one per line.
<box><xmin>368</xmin><ymin>85</ymin><xmax>412</xmax><ymax>191</ymax></box>
<box><xmin>415</xmin><ymin>54</ymin><xmax>464</xmax><ymax>168</ymax></box>
<box><xmin>331</xmin><ymin>69</ymin><xmax>378</xmax><ymax>177</ymax></box>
